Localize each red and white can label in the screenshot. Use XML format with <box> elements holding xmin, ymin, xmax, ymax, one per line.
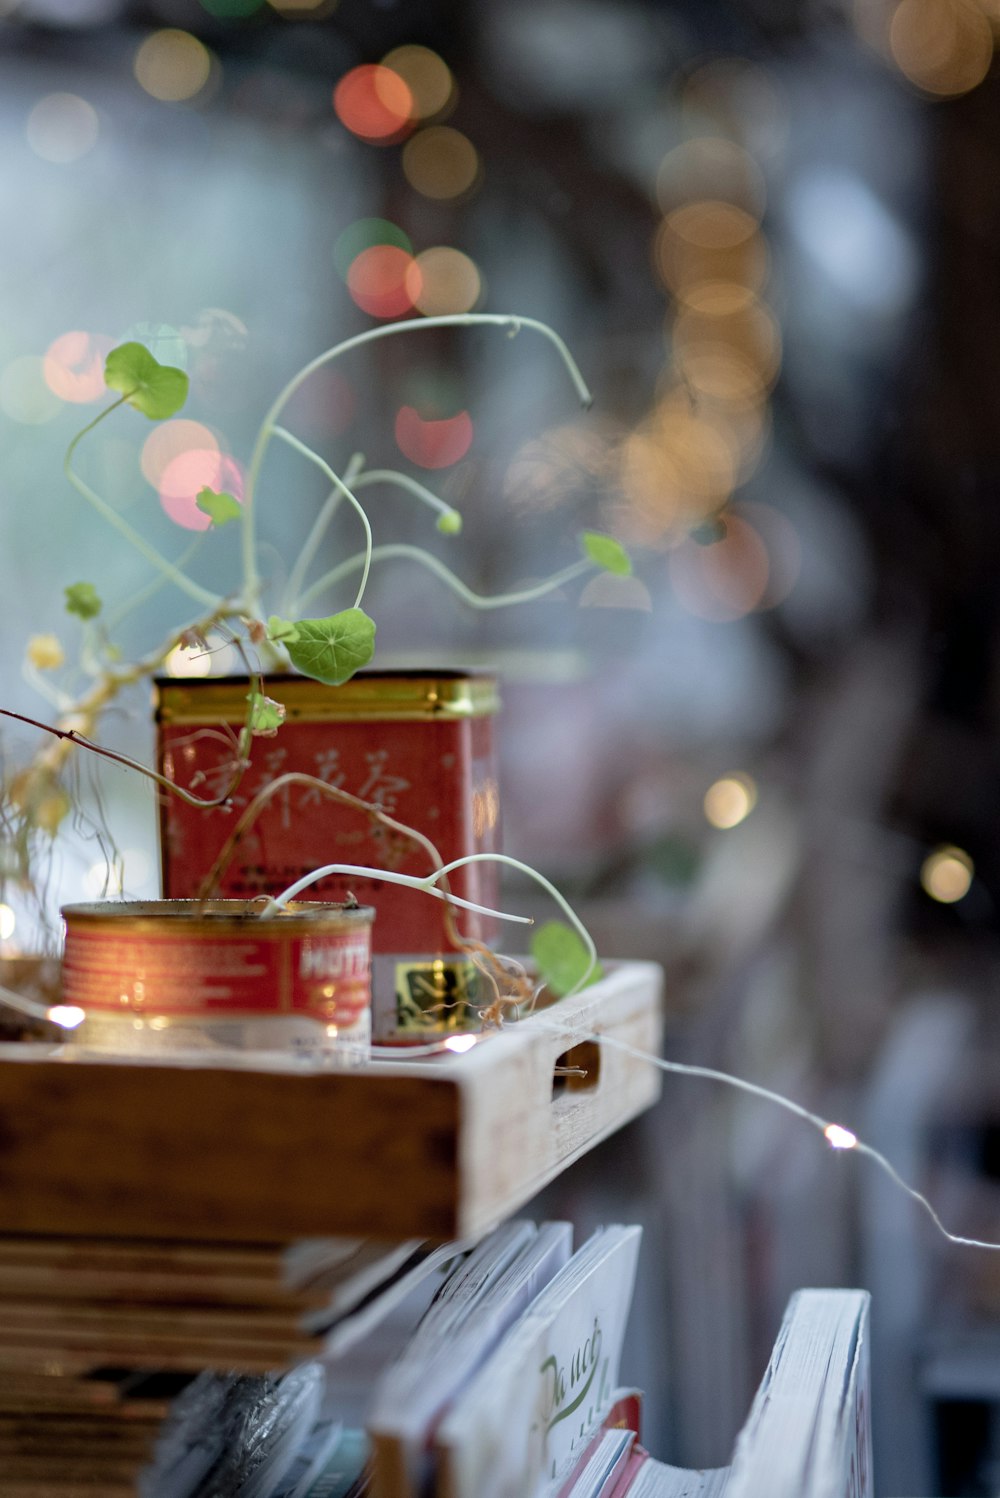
<box><xmin>62</xmin><ymin>924</ymin><xmax>371</xmax><ymax>1025</ymax></box>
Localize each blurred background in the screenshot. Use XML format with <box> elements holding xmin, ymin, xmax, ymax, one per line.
<box><xmin>2</xmin><ymin>0</ymin><xmax>1000</xmax><ymax>1490</ymax></box>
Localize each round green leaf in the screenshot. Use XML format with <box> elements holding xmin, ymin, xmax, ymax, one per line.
<box><xmin>580</xmin><ymin>531</ymin><xmax>632</xmax><ymax>577</ymax></box>
<box><xmin>531</xmin><ymin>920</ymin><xmax>603</xmax><ymax>998</ymax></box>
<box><xmin>104</xmin><ymin>342</ymin><xmax>189</xmax><ymax>420</ymax></box>
<box><xmin>196</xmin><ymin>488</ymin><xmax>242</xmax><ymax>526</ymax></box>
<box><xmin>283</xmin><ymin>609</ymin><xmax>376</xmax><ymax>686</ymax></box>
<box><xmin>64</xmin><ymin>581</ymin><xmax>102</xmax><ymax>620</ymax></box>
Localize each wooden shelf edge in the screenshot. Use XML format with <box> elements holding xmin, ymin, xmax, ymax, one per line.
<box><xmin>0</xmin><ymin>961</ymin><xmax>664</xmax><ymax>1244</ymax></box>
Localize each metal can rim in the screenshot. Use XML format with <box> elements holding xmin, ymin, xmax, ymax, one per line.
<box><xmin>61</xmin><ymin>899</ymin><xmax>376</xmax><ymax>933</ymax></box>
<box><xmin>152</xmin><ymin>670</ymin><xmax>500</xmax><ymax>724</ymax></box>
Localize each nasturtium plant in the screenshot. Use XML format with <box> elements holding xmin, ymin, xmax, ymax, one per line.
<box><xmin>266</xmin><ymin>615</ymin><xmax>300</xmax><ymax>645</ymax></box>
<box><xmin>580</xmin><ymin>531</ymin><xmax>632</xmax><ymax>576</ymax></box>
<box><xmin>64</xmin><ymin>581</ymin><xmax>102</xmax><ymax>619</ymax></box>
<box><xmin>104</xmin><ymin>342</ymin><xmax>188</xmax><ymax>421</ymax></box>
<box><xmin>269</xmin><ymin>608</ymin><xmax>376</xmax><ymax>686</ymax></box>
<box><xmin>245</xmin><ymin>690</ymin><xmax>286</xmax><ymax>737</ymax></box>
<box><xmin>196</xmin><ymin>488</ymin><xmax>242</xmax><ymax>526</ymax></box>
<box><xmin>532</xmin><ymin>920</ymin><xmax>604</xmax><ymax>997</ymax></box>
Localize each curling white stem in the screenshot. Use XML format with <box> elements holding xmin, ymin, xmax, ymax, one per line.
<box><xmin>351</xmin><ymin>469</ymin><xmax>458</xmax><ymax>526</ymax></box>
<box><xmin>239</xmin><ymin>313</ymin><xmax>592</xmax><ymax>613</ymax></box>
<box><xmin>271</xmin><ymin>428</ymin><xmax>372</xmax><ymax>610</ymax></box>
<box><xmin>430</xmin><ymin>853</ymin><xmax>596</xmax><ymax>996</ymax></box>
<box><xmin>264</xmin><ymin>864</ymin><xmax>532</xmax><ymax>925</ymax></box>
<box><xmin>297</xmin><ymin>544</ymin><xmax>592</xmax><ymax>615</ymax></box>
<box><xmin>64</xmin><ymin>402</ymin><xmax>219</xmax><ymax>610</ymax></box>
<box><xmin>283</xmin><ymin>452</ymin><xmax>363</xmax><ymax>616</ymax></box>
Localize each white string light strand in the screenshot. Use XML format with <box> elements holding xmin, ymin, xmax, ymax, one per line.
<box><xmin>543</xmin><ymin>1026</ymin><xmax>1000</xmax><ymax>1254</ymax></box>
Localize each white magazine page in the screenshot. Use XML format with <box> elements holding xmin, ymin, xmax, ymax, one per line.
<box><xmin>435</xmin><ymin>1225</ymin><xmax>642</xmax><ymax>1498</ymax></box>
<box><xmin>368</xmin><ymin>1223</ymin><xmax>573</xmax><ymax>1498</ymax></box>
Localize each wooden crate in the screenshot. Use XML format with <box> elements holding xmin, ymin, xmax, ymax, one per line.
<box><xmin>0</xmin><ymin>960</ymin><xmax>662</xmax><ymax>1244</ymax></box>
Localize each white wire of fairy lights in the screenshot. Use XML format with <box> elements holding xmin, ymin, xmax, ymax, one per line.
<box><xmin>561</xmin><ymin>1027</ymin><xmax>1000</xmax><ymax>1254</ymax></box>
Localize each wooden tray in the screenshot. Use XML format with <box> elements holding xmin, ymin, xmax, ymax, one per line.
<box><xmin>0</xmin><ymin>961</ymin><xmax>662</xmax><ymax>1244</ymax></box>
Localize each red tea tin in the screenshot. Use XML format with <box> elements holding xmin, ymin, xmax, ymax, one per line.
<box><xmin>61</xmin><ymin>899</ymin><xmax>374</xmax><ymax>1059</ymax></box>
<box><xmin>153</xmin><ymin>672</ymin><xmax>500</xmax><ymax>1035</ymax></box>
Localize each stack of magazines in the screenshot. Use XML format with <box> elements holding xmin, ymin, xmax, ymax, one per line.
<box><xmin>0</xmin><ymin>1223</ymin><xmax>873</xmax><ymax>1497</ymax></box>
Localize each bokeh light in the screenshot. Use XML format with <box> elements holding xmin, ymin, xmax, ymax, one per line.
<box><xmin>669</xmin><ymin>514</ymin><xmax>771</xmax><ymax>621</ymax></box>
<box><xmin>26</xmin><ymin>93</ymin><xmax>98</xmax><ymax>164</ymax></box>
<box><xmin>0</xmin><ymin>905</ymin><xmax>15</xmax><ymax>941</ymax></box>
<box><xmin>407</xmin><ymin>247</ymin><xmax>481</xmax><ymax>316</ymax></box>
<box><xmin>657</xmin><ymin>139</ymin><xmax>766</xmax><ymax>220</ymax></box>
<box><xmin>402</xmin><ymin>126</ymin><xmax>480</xmax><ymax>199</ymax></box>
<box><xmin>704</xmin><ymin>772</ymin><xmax>758</xmax><ymax>828</ymax></box>
<box><xmin>141</xmin><ymin>420</ymin><xmax>220</xmax><ymax>488</ymax></box>
<box><xmin>333</xmin><ymin>64</ymin><xmax>413</xmax><ymax>143</ymax></box>
<box><xmin>737</xmin><ymin>502</ymin><xmax>801</xmax><ymax>607</ymax></box>
<box><xmin>504</xmin><ymin>421</ymin><xmax>617</xmax><ymax>513</ymax></box>
<box><xmin>164</xmin><ymin>641</ymin><xmax>213</xmax><ymax>677</ymax></box>
<box><xmin>890</xmin><ymin>0</ymin><xmax>993</xmax><ymax>97</ymax></box>
<box><xmin>43</xmin><ymin>332</ymin><xmax>115</xmax><ymax>404</ymax></box>
<box><xmin>395</xmin><ymin>406</ymin><xmax>473</xmax><ymax>468</ymax></box>
<box><xmin>681</xmin><ymin>58</ymin><xmax>788</xmax><ymax>164</ymax></box>
<box><xmin>824</xmin><ymin>1124</ymin><xmax>859</xmax><ymax>1151</ymax></box>
<box><xmin>83</xmin><ymin>860</ymin><xmax>123</xmax><ymax>898</ymax></box>
<box><xmin>347</xmin><ymin>245</ymin><xmax>417</xmax><ymax>318</ymax></box>
<box><xmin>921</xmin><ymin>845</ymin><xmax>975</xmax><ymax>903</ymax></box>
<box><xmin>674</xmin><ymin>300</ymin><xmax>782</xmax><ymax>402</ymax></box>
<box><xmin>134</xmin><ymin>30</ymin><xmax>213</xmax><ymax>103</ymax></box>
<box><xmin>159</xmin><ymin>451</ymin><xmax>243</xmax><ymax>530</ymax></box>
<box><xmin>382</xmin><ymin>45</ymin><xmax>454</xmax><ymax>119</ymax></box>
<box><xmin>333</xmin><ymin>218</ymin><xmax>412</xmax><ymax>279</ymax></box>
<box><xmin>0</xmin><ymin>357</ymin><xmax>62</xmax><ymax>424</ymax></box>
<box><xmin>655</xmin><ymin>216</ymin><xmax>770</xmax><ymax>299</ymax></box>
<box><xmin>47</xmin><ymin>1005</ymin><xmax>86</xmax><ymax>1029</ymax></box>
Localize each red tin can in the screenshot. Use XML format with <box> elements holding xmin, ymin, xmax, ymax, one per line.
<box><xmin>61</xmin><ymin>899</ymin><xmax>374</xmax><ymax>1060</ymax></box>
<box><xmin>153</xmin><ymin>672</ymin><xmax>500</xmax><ymax>1036</ymax></box>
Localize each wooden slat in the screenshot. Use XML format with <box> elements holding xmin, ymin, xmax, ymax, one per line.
<box><xmin>0</xmin><ymin>961</ymin><xmax>663</xmax><ymax>1244</ymax></box>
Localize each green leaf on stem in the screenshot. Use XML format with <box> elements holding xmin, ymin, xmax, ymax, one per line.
<box><xmin>196</xmin><ymin>488</ymin><xmax>242</xmax><ymax>526</ymax></box>
<box><xmin>246</xmin><ymin>690</ymin><xmax>286</xmax><ymax>737</ymax></box>
<box><xmin>280</xmin><ymin>608</ymin><xmax>376</xmax><ymax>685</ymax></box>
<box><xmin>104</xmin><ymin>343</ymin><xmax>189</xmax><ymax>420</ymax></box>
<box><xmin>531</xmin><ymin>920</ymin><xmax>603</xmax><ymax>998</ymax></box>
<box><xmin>266</xmin><ymin>615</ymin><xmax>300</xmax><ymax>645</ymax></box>
<box><xmin>64</xmin><ymin>581</ymin><xmax>102</xmax><ymax>619</ymax></box>
<box><xmin>580</xmin><ymin>531</ymin><xmax>632</xmax><ymax>576</ymax></box>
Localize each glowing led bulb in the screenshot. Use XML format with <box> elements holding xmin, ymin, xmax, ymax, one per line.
<box><xmin>47</xmin><ymin>1005</ymin><xmax>85</xmax><ymax>1030</ymax></box>
<box><xmin>824</xmin><ymin>1123</ymin><xmax>858</xmax><ymax>1151</ymax></box>
<box><xmin>704</xmin><ymin>772</ymin><xmax>757</xmax><ymax>829</ymax></box>
<box><xmin>164</xmin><ymin>642</ymin><xmax>212</xmax><ymax>678</ymax></box>
<box><xmin>0</xmin><ymin>905</ymin><xmax>15</xmax><ymax>941</ymax></box>
<box><xmin>921</xmin><ymin>845</ymin><xmax>974</xmax><ymax>904</ymax></box>
<box><xmin>443</xmin><ymin>1033</ymin><xmax>478</xmax><ymax>1054</ymax></box>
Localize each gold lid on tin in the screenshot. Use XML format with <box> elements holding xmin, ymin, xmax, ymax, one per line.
<box><xmin>153</xmin><ymin>671</ymin><xmax>500</xmax><ymax>725</ymax></box>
